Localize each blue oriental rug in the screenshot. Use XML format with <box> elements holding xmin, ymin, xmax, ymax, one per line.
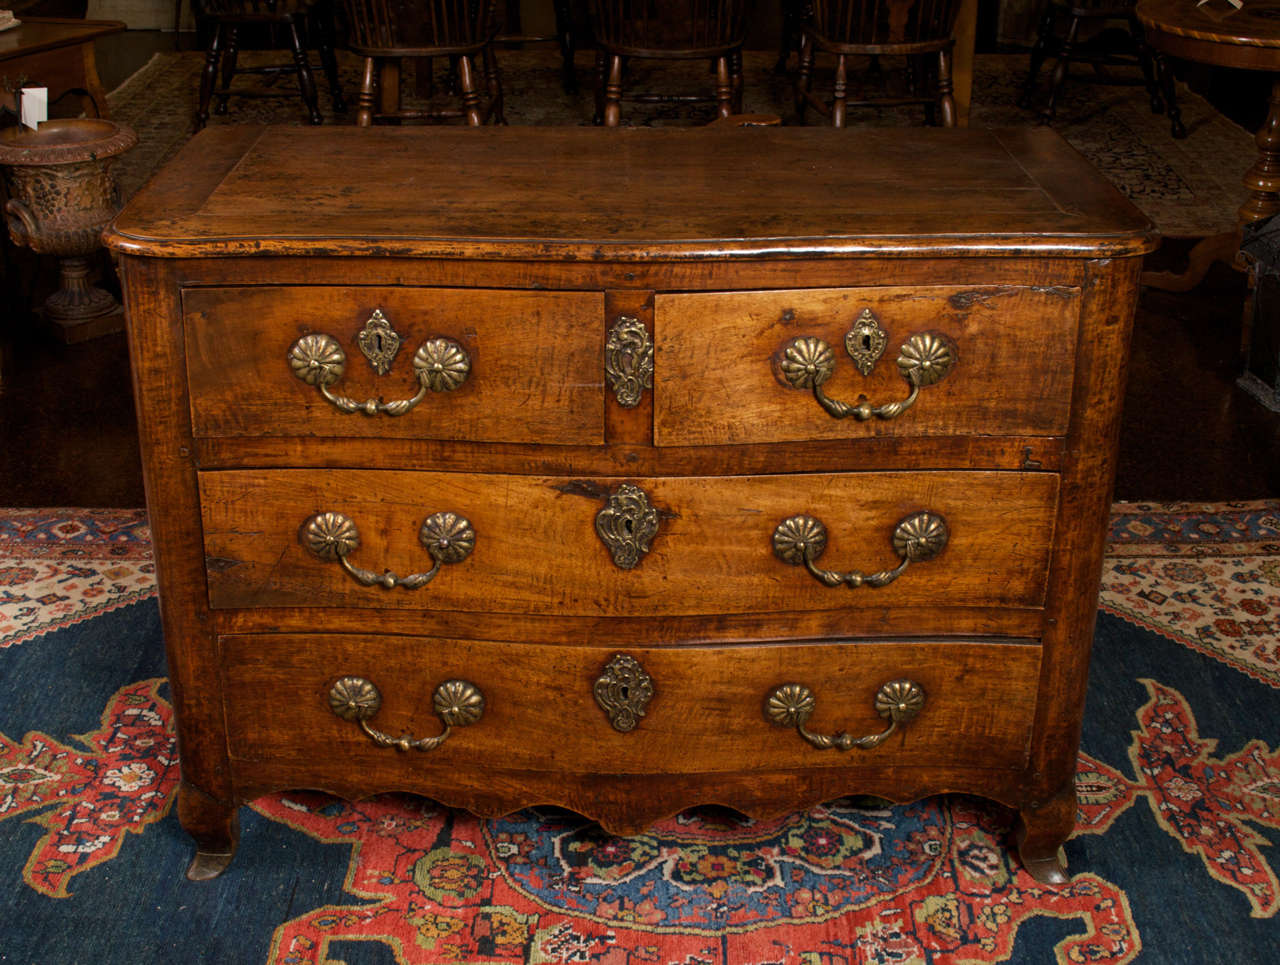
<box><xmin>1</xmin><ymin>502</ymin><xmax>1277</xmax><ymax>963</ymax></box>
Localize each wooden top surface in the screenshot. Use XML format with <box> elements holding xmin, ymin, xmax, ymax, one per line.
<box><xmin>1137</xmin><ymin>0</ymin><xmax>1280</xmax><ymax>49</ymax></box>
<box><xmin>106</xmin><ymin>125</ymin><xmax>1157</xmax><ymax>261</ymax></box>
<box><xmin>0</xmin><ymin>18</ymin><xmax>126</xmax><ymax>59</ymax></box>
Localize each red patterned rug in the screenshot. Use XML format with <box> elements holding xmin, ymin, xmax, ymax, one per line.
<box><xmin>0</xmin><ymin>502</ymin><xmax>1276</xmax><ymax>963</ymax></box>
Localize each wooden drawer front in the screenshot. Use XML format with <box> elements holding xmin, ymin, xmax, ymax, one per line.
<box><xmin>221</xmin><ymin>635</ymin><xmax>1039</xmax><ymax>777</ymax></box>
<box><xmin>653</xmin><ymin>285</ymin><xmax>1080</xmax><ymax>446</ymax></box>
<box><xmin>200</xmin><ymin>468</ymin><xmax>1057</xmax><ymax>616</ymax></box>
<box><xmin>182</xmin><ymin>286</ymin><xmax>605</xmax><ymax>445</ymax></box>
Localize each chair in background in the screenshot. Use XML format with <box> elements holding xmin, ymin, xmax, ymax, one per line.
<box><xmin>1018</xmin><ymin>0</ymin><xmax>1168</xmax><ymax>130</ymax></box>
<box><xmin>194</xmin><ymin>0</ymin><xmax>346</xmax><ymax>129</ymax></box>
<box><xmin>342</xmin><ymin>0</ymin><xmax>504</xmax><ymax>125</ymax></box>
<box><xmin>794</xmin><ymin>0</ymin><xmax>963</xmax><ymax>127</ymax></box>
<box><xmin>589</xmin><ymin>0</ymin><xmax>749</xmax><ymax>126</ymax></box>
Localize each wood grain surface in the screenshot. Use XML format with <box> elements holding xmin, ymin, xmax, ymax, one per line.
<box><xmin>199</xmin><ymin>468</ymin><xmax>1059</xmax><ymax>616</ymax></box>
<box><xmin>655</xmin><ymin>284</ymin><xmax>1080</xmax><ymax>445</ymax></box>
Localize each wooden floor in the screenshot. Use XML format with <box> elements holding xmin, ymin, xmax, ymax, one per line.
<box><xmin>0</xmin><ymin>34</ymin><xmax>1277</xmax><ymax>507</ymax></box>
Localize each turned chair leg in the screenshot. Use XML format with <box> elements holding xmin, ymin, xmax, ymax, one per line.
<box><xmin>602</xmin><ymin>53</ymin><xmax>623</xmax><ymax>127</ymax></box>
<box><xmin>483</xmin><ymin>45</ymin><xmax>505</xmax><ymax>124</ymax></box>
<box><xmin>715</xmin><ymin>55</ymin><xmax>733</xmax><ymax>119</ymax></box>
<box><xmin>1154</xmin><ymin>51</ymin><xmax>1187</xmax><ymax>138</ymax></box>
<box><xmin>937</xmin><ymin>48</ymin><xmax>957</xmax><ymax>127</ymax></box>
<box><xmin>832</xmin><ymin>53</ymin><xmax>848</xmax><ymax>127</ymax></box>
<box><xmin>286</xmin><ymin>20</ymin><xmax>324</xmax><ymax>124</ymax></box>
<box><xmin>195</xmin><ymin>22</ymin><xmax>223</xmax><ymax>131</ymax></box>
<box><xmin>356</xmin><ymin>56</ymin><xmax>377</xmax><ymax>126</ymax></box>
<box><xmin>795</xmin><ymin>34</ymin><xmax>814</xmax><ymax>120</ymax></box>
<box><xmin>455</xmin><ymin>54</ymin><xmax>484</xmax><ymax>126</ymax></box>
<box><xmin>1131</xmin><ymin>15</ymin><xmax>1163</xmax><ymax>114</ymax></box>
<box><xmin>1040</xmin><ymin>12</ymin><xmax>1081</xmax><ymax>123</ymax></box>
<box><xmin>1019</xmin><ymin>2</ymin><xmax>1057</xmax><ymax>110</ymax></box>
<box><xmin>215</xmin><ymin>24</ymin><xmax>238</xmax><ymax>115</ymax></box>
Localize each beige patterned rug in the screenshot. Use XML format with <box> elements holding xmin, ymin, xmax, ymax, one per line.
<box><xmin>106</xmin><ymin>47</ymin><xmax>1255</xmax><ymax>238</ymax></box>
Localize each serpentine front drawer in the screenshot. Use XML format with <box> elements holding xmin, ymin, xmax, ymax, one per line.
<box><xmin>182</xmin><ymin>286</ymin><xmax>606</xmax><ymax>445</ymax></box>
<box><xmin>654</xmin><ymin>285</ymin><xmax>1081</xmax><ymax>446</ymax></box>
<box><xmin>219</xmin><ymin>634</ymin><xmax>1041</xmax><ymax>782</ymax></box>
<box><xmin>199</xmin><ymin>468</ymin><xmax>1059</xmax><ymax>619</ymax></box>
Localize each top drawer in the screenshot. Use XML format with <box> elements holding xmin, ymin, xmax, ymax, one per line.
<box><xmin>653</xmin><ymin>285</ymin><xmax>1080</xmax><ymax>446</ymax></box>
<box><xmin>182</xmin><ymin>286</ymin><xmax>606</xmax><ymax>445</ymax></box>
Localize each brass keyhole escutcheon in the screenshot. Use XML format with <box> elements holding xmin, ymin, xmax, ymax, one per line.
<box><xmin>594</xmin><ymin>654</ymin><xmax>654</xmax><ymax>732</ymax></box>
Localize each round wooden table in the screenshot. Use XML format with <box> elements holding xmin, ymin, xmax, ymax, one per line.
<box><xmin>1138</xmin><ymin>0</ymin><xmax>1280</xmax><ymax>289</ymax></box>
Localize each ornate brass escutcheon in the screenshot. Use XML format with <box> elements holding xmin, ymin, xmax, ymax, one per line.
<box><xmin>844</xmin><ymin>308</ymin><xmax>888</xmax><ymax>376</ymax></box>
<box><xmin>595</xmin><ymin>483</ymin><xmax>660</xmax><ymax>570</ymax></box>
<box><xmin>355</xmin><ymin>309</ymin><xmax>402</xmax><ymax>374</ymax></box>
<box><xmin>604</xmin><ymin>315</ymin><xmax>654</xmax><ymax>408</ymax></box>
<box><xmin>766</xmin><ymin>679</ymin><xmax>925</xmax><ymax>750</ymax></box>
<box><xmin>780</xmin><ymin>328</ymin><xmax>955</xmax><ymax>421</ymax></box>
<box><xmin>328</xmin><ymin>675</ymin><xmax>484</xmax><ymax>751</ymax></box>
<box><xmin>302</xmin><ymin>510</ymin><xmax>475</xmax><ymax>589</ymax></box>
<box><xmin>288</xmin><ymin>318</ymin><xmax>471</xmax><ymax>416</ymax></box>
<box><xmin>594</xmin><ymin>654</ymin><xmax>655</xmax><ymax>732</ymax></box>
<box><xmin>772</xmin><ymin>511</ymin><xmax>948</xmax><ymax>589</ymax></box>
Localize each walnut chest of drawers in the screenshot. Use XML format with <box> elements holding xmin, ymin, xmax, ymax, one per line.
<box><xmin>105</xmin><ymin>125</ymin><xmax>1156</xmax><ymax>884</ymax></box>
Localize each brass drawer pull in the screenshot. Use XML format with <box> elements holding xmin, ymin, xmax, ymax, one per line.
<box><xmin>780</xmin><ymin>330</ymin><xmax>954</xmax><ymax>421</ymax></box>
<box><xmin>767</xmin><ymin>679</ymin><xmax>925</xmax><ymax>750</ymax></box>
<box><xmin>288</xmin><ymin>330</ymin><xmax>470</xmax><ymax>416</ymax></box>
<box><xmin>301</xmin><ymin>511</ymin><xmax>475</xmax><ymax>589</ymax></box>
<box><xmin>773</xmin><ymin>511</ymin><xmax>947</xmax><ymax>588</ymax></box>
<box><xmin>329</xmin><ymin>676</ymin><xmax>484</xmax><ymax>751</ymax></box>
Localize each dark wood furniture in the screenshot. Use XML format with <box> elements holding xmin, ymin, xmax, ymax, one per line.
<box><xmin>589</xmin><ymin>0</ymin><xmax>747</xmax><ymax>125</ymax></box>
<box><xmin>1019</xmin><ymin>0</ymin><xmax>1164</xmax><ymax>126</ymax></box>
<box><xmin>795</xmin><ymin>0</ymin><xmax>963</xmax><ymax>127</ymax></box>
<box><xmin>104</xmin><ymin>125</ymin><xmax>1156</xmax><ymax>886</ymax></box>
<box><xmin>0</xmin><ymin>17</ymin><xmax>123</xmax><ymax>118</ymax></box>
<box><xmin>194</xmin><ymin>0</ymin><xmax>346</xmax><ymax>129</ymax></box>
<box><xmin>343</xmin><ymin>0</ymin><xmax>504</xmax><ymax>126</ymax></box>
<box><xmin>1138</xmin><ymin>0</ymin><xmax>1280</xmax><ymax>293</ymax></box>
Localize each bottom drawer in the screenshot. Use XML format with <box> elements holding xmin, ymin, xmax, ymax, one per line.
<box><xmin>220</xmin><ymin>634</ymin><xmax>1040</xmax><ymax>784</ymax></box>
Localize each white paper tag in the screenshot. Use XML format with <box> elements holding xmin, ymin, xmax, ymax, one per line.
<box><xmin>19</xmin><ymin>87</ymin><xmax>47</xmax><ymax>130</ymax></box>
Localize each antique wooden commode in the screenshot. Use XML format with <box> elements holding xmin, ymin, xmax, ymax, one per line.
<box><xmin>105</xmin><ymin>126</ymin><xmax>1156</xmax><ymax>884</ymax></box>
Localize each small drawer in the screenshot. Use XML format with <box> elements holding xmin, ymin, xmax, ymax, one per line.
<box><xmin>182</xmin><ymin>286</ymin><xmax>605</xmax><ymax>445</ymax></box>
<box><xmin>200</xmin><ymin>468</ymin><xmax>1058</xmax><ymax>621</ymax></box>
<box><xmin>220</xmin><ymin>634</ymin><xmax>1040</xmax><ymax>781</ymax></box>
<box><xmin>653</xmin><ymin>285</ymin><xmax>1080</xmax><ymax>446</ymax></box>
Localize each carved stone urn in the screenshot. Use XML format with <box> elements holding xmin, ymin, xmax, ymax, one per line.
<box><xmin>0</xmin><ymin>118</ymin><xmax>137</xmax><ymax>340</ymax></box>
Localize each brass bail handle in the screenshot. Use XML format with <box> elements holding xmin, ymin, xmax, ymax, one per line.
<box><xmin>772</xmin><ymin>511</ymin><xmax>948</xmax><ymax>589</ymax></box>
<box><xmin>329</xmin><ymin>676</ymin><xmax>484</xmax><ymax>751</ymax></box>
<box><xmin>302</xmin><ymin>511</ymin><xmax>475</xmax><ymax>590</ymax></box>
<box><xmin>780</xmin><ymin>316</ymin><xmax>955</xmax><ymax>421</ymax></box>
<box><xmin>767</xmin><ymin>679</ymin><xmax>926</xmax><ymax>751</ymax></box>
<box><xmin>288</xmin><ymin>310</ymin><xmax>471</xmax><ymax>417</ymax></box>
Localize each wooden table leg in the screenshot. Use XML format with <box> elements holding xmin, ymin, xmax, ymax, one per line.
<box><xmin>1144</xmin><ymin>76</ymin><xmax>1280</xmax><ymax>291</ymax></box>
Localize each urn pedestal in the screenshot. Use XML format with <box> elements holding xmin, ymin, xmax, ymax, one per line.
<box><xmin>0</xmin><ymin>118</ymin><xmax>137</xmax><ymax>342</ymax></box>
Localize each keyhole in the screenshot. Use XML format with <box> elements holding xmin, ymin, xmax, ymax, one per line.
<box><xmin>623</xmin><ymin>519</ymin><xmax>634</xmax><ymax>535</ymax></box>
<box><xmin>370</xmin><ymin>333</ymin><xmax>385</xmax><ymax>353</ymax></box>
<box><xmin>620</xmin><ymin>685</ymin><xmax>630</xmax><ymax>700</ymax></box>
<box><xmin>861</xmin><ymin>334</ymin><xmax>873</xmax><ymax>351</ymax></box>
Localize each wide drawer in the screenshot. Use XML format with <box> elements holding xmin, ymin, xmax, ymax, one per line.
<box><xmin>653</xmin><ymin>285</ymin><xmax>1080</xmax><ymax>446</ymax></box>
<box><xmin>200</xmin><ymin>468</ymin><xmax>1058</xmax><ymax>618</ymax></box>
<box><xmin>220</xmin><ymin>634</ymin><xmax>1040</xmax><ymax>778</ymax></box>
<box><xmin>182</xmin><ymin>286</ymin><xmax>606</xmax><ymax>445</ymax></box>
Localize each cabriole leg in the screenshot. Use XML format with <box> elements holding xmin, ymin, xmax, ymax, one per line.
<box><xmin>178</xmin><ymin>781</ymin><xmax>240</xmax><ymax>881</ymax></box>
<box><xmin>1015</xmin><ymin>782</ymin><xmax>1075</xmax><ymax>886</ymax></box>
